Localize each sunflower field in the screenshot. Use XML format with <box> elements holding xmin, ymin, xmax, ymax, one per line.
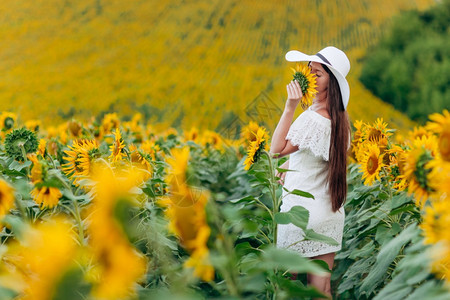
<box><xmin>0</xmin><ymin>108</ymin><xmax>448</xmax><ymax>299</ymax></box>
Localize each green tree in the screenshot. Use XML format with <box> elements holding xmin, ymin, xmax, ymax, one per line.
<box><xmin>360</xmin><ymin>0</ymin><xmax>450</xmax><ymax>123</ymax></box>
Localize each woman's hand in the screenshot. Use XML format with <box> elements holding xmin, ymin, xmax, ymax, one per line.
<box><xmin>286</xmin><ymin>80</ymin><xmax>303</xmax><ymax>110</ymax></box>
<box><xmin>275</xmin><ymin>160</ymin><xmax>289</xmax><ymax>185</ymax></box>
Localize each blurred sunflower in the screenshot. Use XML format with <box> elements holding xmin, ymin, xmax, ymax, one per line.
<box><xmin>427</xmin><ymin>109</ymin><xmax>450</xmax><ymax>162</ymax></box>
<box><xmin>37</xmin><ymin>138</ymin><xmax>47</xmax><ymax>157</ymax></box>
<box><xmin>109</xmin><ymin>128</ymin><xmax>127</xmax><ymax>162</ymax></box>
<box><xmin>159</xmin><ymin>146</ymin><xmax>214</xmax><ymax>281</ymax></box>
<box><xmin>67</xmin><ymin>120</ymin><xmax>83</xmax><ymax>138</ymax></box>
<box><xmin>201</xmin><ymin>130</ymin><xmax>224</xmax><ymax>152</ymax></box>
<box><xmin>0</xmin><ymin>217</ymin><xmax>77</xmax><ymax>299</ymax></box>
<box><xmin>291</xmin><ymin>63</ymin><xmax>318</xmax><ymax>110</ymax></box>
<box><xmin>25</xmin><ymin>119</ymin><xmax>41</xmax><ymax>132</ymax></box>
<box><xmin>184</xmin><ymin>244</ymin><xmax>215</xmax><ymax>282</ymax></box>
<box><xmin>129</xmin><ymin>144</ymin><xmax>152</xmax><ymax>180</ymax></box>
<box><xmin>358</xmin><ymin>142</ymin><xmax>385</xmax><ymax>186</ymax></box>
<box><xmin>0</xmin><ymin>180</ymin><xmax>15</xmax><ymax>218</ymax></box>
<box><xmin>421</xmin><ymin>201</ymin><xmax>450</xmax><ymax>245</ymax></box>
<box><xmin>408</xmin><ymin>126</ymin><xmax>432</xmax><ymax>141</ymax></box>
<box><xmin>362</xmin><ymin>118</ymin><xmax>392</xmax><ymax>149</ymax></box>
<box><xmin>63</xmin><ymin>139</ymin><xmax>100</xmax><ymax>185</ymax></box>
<box><xmin>241</xmin><ymin>121</ymin><xmax>260</xmax><ymax>146</ymax></box>
<box><xmin>87</xmin><ymin>164</ymin><xmax>148</xmax><ymax>299</ymax></box>
<box><xmin>28</xmin><ymin>154</ymin><xmax>44</xmax><ymax>184</ymax></box>
<box><xmin>101</xmin><ymin>113</ymin><xmax>120</xmax><ymax>136</ymax></box>
<box><xmin>0</xmin><ymin>112</ymin><xmax>16</xmax><ymax>131</ymax></box>
<box><xmin>185</xmin><ymin>127</ymin><xmax>200</xmax><ymax>143</ymax></box>
<box><xmin>403</xmin><ymin>135</ymin><xmax>438</xmax><ymax>207</ymax></box>
<box><xmin>31</xmin><ymin>186</ymin><xmax>62</xmax><ymax>209</ymax></box>
<box><xmin>386</xmin><ymin>145</ymin><xmax>408</xmax><ymax>191</ymax></box>
<box><xmin>243</xmin><ymin>127</ymin><xmax>268</xmax><ymax>170</ymax></box>
<box><xmin>141</xmin><ymin>140</ymin><xmax>160</xmax><ymax>161</ymax></box>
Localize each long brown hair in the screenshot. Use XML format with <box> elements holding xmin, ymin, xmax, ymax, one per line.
<box><xmin>322</xmin><ymin>64</ymin><xmax>351</xmax><ymax>212</ymax></box>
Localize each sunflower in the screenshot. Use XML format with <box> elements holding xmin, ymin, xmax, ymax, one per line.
<box><xmin>0</xmin><ymin>112</ymin><xmax>16</xmax><ymax>131</ymax></box>
<box><xmin>159</xmin><ymin>190</ymin><xmax>213</xmax><ymax>281</ymax></box>
<box><xmin>0</xmin><ymin>180</ymin><xmax>15</xmax><ymax>218</ymax></box>
<box><xmin>1</xmin><ymin>217</ymin><xmax>77</xmax><ymax>299</ymax></box>
<box><xmin>291</xmin><ymin>63</ymin><xmax>318</xmax><ymax>110</ymax></box>
<box><xmin>28</xmin><ymin>154</ymin><xmax>44</xmax><ymax>184</ymax></box>
<box><xmin>386</xmin><ymin>144</ymin><xmax>408</xmax><ymax>191</ymax></box>
<box><xmin>31</xmin><ymin>186</ymin><xmax>62</xmax><ymax>209</ymax></box>
<box><xmin>101</xmin><ymin>113</ymin><xmax>120</xmax><ymax>135</ymax></box>
<box><xmin>426</xmin><ymin>157</ymin><xmax>450</xmax><ymax>201</ymax></box>
<box><xmin>358</xmin><ymin>142</ymin><xmax>385</xmax><ymax>186</ymax></box>
<box><xmin>427</xmin><ymin>109</ymin><xmax>450</xmax><ymax>162</ymax></box>
<box><xmin>129</xmin><ymin>144</ymin><xmax>152</xmax><ymax>180</ymax></box>
<box><xmin>67</xmin><ymin>120</ymin><xmax>82</xmax><ymax>137</ymax></box>
<box><xmin>403</xmin><ymin>135</ymin><xmax>438</xmax><ymax>207</ymax></box>
<box><xmin>63</xmin><ymin>139</ymin><xmax>100</xmax><ymax>185</ymax></box>
<box><xmin>25</xmin><ymin>119</ymin><xmax>41</xmax><ymax>132</ymax></box>
<box><xmin>362</xmin><ymin>118</ymin><xmax>392</xmax><ymax>150</ymax></box>
<box><xmin>243</xmin><ymin>127</ymin><xmax>267</xmax><ymax>170</ymax></box>
<box><xmin>87</xmin><ymin>164</ymin><xmax>148</xmax><ymax>298</ymax></box>
<box><xmin>201</xmin><ymin>130</ymin><xmax>224</xmax><ymax>152</ymax></box>
<box><xmin>37</xmin><ymin>138</ymin><xmax>47</xmax><ymax>157</ymax></box>
<box><xmin>165</xmin><ymin>147</ymin><xmax>201</xmax><ymax>206</ymax></box>
<box><xmin>429</xmin><ymin>243</ymin><xmax>450</xmax><ymax>283</ymax></box>
<box><xmin>421</xmin><ymin>200</ymin><xmax>450</xmax><ymax>245</ymax></box>
<box><xmin>184</xmin><ymin>244</ymin><xmax>214</xmax><ymax>282</ymax></box>
<box><xmin>109</xmin><ymin>128</ymin><xmax>127</xmax><ymax>162</ymax></box>
<box><xmin>408</xmin><ymin>126</ymin><xmax>432</xmax><ymax>141</ymax></box>
<box><xmin>241</xmin><ymin>121</ymin><xmax>260</xmax><ymax>145</ymax></box>
<box><xmin>185</xmin><ymin>127</ymin><xmax>200</xmax><ymax>143</ymax></box>
<box><xmin>141</xmin><ymin>140</ymin><xmax>160</xmax><ymax>161</ymax></box>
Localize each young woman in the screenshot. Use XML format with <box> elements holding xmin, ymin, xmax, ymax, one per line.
<box><xmin>270</xmin><ymin>46</ymin><xmax>351</xmax><ymax>297</ymax></box>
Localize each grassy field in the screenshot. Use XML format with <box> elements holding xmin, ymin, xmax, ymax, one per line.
<box><xmin>0</xmin><ymin>0</ymin><xmax>435</xmax><ymax>132</ymax></box>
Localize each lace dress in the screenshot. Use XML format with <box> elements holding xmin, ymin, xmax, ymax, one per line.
<box><xmin>276</xmin><ymin>108</ymin><xmax>345</xmax><ymax>257</ymax></box>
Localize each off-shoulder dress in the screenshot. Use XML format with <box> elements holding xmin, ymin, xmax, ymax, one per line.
<box><xmin>276</xmin><ymin>107</ymin><xmax>345</xmax><ymax>257</ymax></box>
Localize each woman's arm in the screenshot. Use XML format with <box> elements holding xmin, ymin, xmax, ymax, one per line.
<box><xmin>275</xmin><ymin>159</ymin><xmax>289</xmax><ymax>185</ymax></box>
<box><xmin>269</xmin><ymin>80</ymin><xmax>303</xmax><ymax>158</ymax></box>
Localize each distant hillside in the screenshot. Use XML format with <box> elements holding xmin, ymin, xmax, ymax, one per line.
<box><xmin>0</xmin><ymin>0</ymin><xmax>434</xmax><ymax>133</ymax></box>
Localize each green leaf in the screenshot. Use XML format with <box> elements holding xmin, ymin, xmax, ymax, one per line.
<box><xmin>282</xmin><ymin>187</ymin><xmax>315</xmax><ymax>199</ymax></box>
<box><xmin>53</xmin><ymin>267</ymin><xmax>91</xmax><ymax>300</ymax></box>
<box><xmin>229</xmin><ymin>195</ymin><xmax>256</xmax><ymax>204</ymax></box>
<box><xmin>275</xmin><ymin>167</ymin><xmax>298</xmax><ymax>173</ymax></box>
<box><xmin>360</xmin><ymin>223</ymin><xmax>420</xmax><ymax>295</ymax></box>
<box><xmin>260</xmin><ymin>246</ymin><xmax>328</xmax><ymax>275</ymax></box>
<box><xmin>404</xmin><ymin>280</ymin><xmax>450</xmax><ymax>300</ymax></box>
<box><xmin>274</xmin><ymin>205</ymin><xmax>309</xmax><ymax>229</ymax></box>
<box><xmin>349</xmin><ymin>240</ymin><xmax>375</xmax><ymax>259</ymax></box>
<box><xmin>303</xmin><ymin>229</ymin><xmax>339</xmax><ymax>246</ymax></box>
<box><xmin>276</xmin><ymin>276</ymin><xmax>327</xmax><ymax>298</ymax></box>
<box><xmin>391</xmin><ymin>193</ymin><xmax>413</xmax><ymax>210</ymax></box>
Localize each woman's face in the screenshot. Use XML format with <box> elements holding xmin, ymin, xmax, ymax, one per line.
<box><xmin>309</xmin><ymin>61</ymin><xmax>329</xmax><ymax>94</ymax></box>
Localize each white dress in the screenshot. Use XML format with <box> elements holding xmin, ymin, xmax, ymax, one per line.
<box><xmin>276</xmin><ymin>108</ymin><xmax>345</xmax><ymax>257</ymax></box>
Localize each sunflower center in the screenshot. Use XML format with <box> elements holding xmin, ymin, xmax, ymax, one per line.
<box><xmin>439</xmin><ymin>132</ymin><xmax>450</xmax><ymax>161</ymax></box>
<box><xmin>367</xmin><ymin>155</ymin><xmax>378</xmax><ymax>174</ymax></box>
<box><xmin>368</xmin><ymin>129</ymin><xmax>382</xmax><ymax>142</ymax></box>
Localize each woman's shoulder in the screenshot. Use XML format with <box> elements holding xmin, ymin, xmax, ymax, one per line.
<box><xmin>303</xmin><ymin>108</ymin><xmax>330</xmax><ymax>121</ymax></box>
<box><xmin>294</xmin><ymin>108</ymin><xmax>331</xmax><ymax>128</ymax></box>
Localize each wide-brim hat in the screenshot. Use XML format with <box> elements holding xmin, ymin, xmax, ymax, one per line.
<box><xmin>285</xmin><ymin>46</ymin><xmax>350</xmax><ymax>109</ymax></box>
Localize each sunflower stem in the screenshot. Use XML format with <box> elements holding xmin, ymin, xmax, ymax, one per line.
<box><xmin>262</xmin><ymin>150</ymin><xmax>279</xmax><ymax>245</ymax></box>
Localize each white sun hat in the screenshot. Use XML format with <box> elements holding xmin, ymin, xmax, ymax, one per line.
<box><xmin>285</xmin><ymin>46</ymin><xmax>351</xmax><ymax>109</ymax></box>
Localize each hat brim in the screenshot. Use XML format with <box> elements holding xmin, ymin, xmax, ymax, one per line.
<box><xmin>285</xmin><ymin>50</ymin><xmax>350</xmax><ymax>109</ymax></box>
